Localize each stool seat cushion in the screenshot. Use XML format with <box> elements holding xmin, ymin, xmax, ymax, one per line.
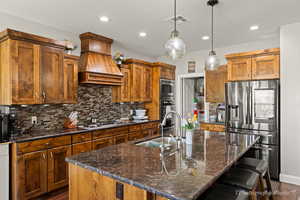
<box><xmin>238</xmin><ymin>157</ymin><xmax>268</xmax><ymax>174</ymax></box>
<box><xmin>220</xmin><ymin>168</ymin><xmax>260</xmax><ymax>190</ymax></box>
<box><xmin>199</xmin><ymin>184</ymin><xmax>249</xmax><ymax>200</ymax></box>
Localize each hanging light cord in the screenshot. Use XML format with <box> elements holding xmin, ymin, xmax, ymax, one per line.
<box><xmin>174</xmin><ymin>0</ymin><xmax>177</xmax><ymax>33</ymax></box>
<box><xmin>211</xmin><ymin>4</ymin><xmax>214</xmax><ymax>52</ymax></box>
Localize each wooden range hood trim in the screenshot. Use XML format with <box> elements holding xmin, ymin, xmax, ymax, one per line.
<box><xmin>79</xmin><ymin>72</ymin><xmax>122</xmax><ymax>86</ymax></box>
<box><xmin>79</xmin><ymin>32</ymin><xmax>123</xmax><ymax>85</ymax></box>
<box><xmin>0</xmin><ymin>29</ymin><xmax>66</xmax><ymax>49</ymax></box>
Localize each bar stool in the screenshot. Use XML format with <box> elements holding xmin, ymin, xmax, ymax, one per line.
<box><xmin>199</xmin><ymin>184</ymin><xmax>249</xmax><ymax>200</ymax></box>
<box><xmin>220</xmin><ymin>167</ymin><xmax>261</xmax><ymax>200</ymax></box>
<box><xmin>237</xmin><ymin>157</ymin><xmax>274</xmax><ymax>200</ymax></box>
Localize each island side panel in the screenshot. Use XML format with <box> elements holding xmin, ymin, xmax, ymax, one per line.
<box><xmin>69</xmin><ymin>163</ymin><xmax>168</xmax><ymax>200</ymax></box>
<box><xmin>69</xmin><ymin>163</ymin><xmax>116</xmax><ymax>200</ymax></box>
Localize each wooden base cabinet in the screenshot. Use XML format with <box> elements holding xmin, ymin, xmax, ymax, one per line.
<box><xmin>11</xmin><ymin>122</ymin><xmax>160</xmax><ymax>200</ymax></box>
<box><xmin>69</xmin><ymin>163</ymin><xmax>169</xmax><ymax>200</ymax></box>
<box><xmin>16</xmin><ymin>151</ymin><xmax>48</xmax><ymax>200</ymax></box>
<box><xmin>47</xmin><ymin>146</ymin><xmax>72</xmax><ymax>192</ymax></box>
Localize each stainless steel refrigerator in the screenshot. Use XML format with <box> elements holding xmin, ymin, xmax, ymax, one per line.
<box><xmin>225</xmin><ymin>80</ymin><xmax>280</xmax><ymax>180</ymax></box>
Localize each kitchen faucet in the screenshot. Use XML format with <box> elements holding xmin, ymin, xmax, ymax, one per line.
<box><xmin>160</xmin><ymin>111</ymin><xmax>183</xmax><ymax>152</ymax></box>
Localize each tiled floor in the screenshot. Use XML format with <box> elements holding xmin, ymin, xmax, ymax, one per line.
<box><xmin>38</xmin><ymin>181</ymin><xmax>300</xmax><ymax>200</ymax></box>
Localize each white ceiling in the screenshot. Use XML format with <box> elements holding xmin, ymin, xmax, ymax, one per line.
<box><xmin>0</xmin><ymin>0</ymin><xmax>300</xmax><ymax>57</ymax></box>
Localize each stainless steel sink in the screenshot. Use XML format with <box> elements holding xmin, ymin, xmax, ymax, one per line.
<box><xmin>136</xmin><ymin>137</ymin><xmax>177</xmax><ymax>149</ymax></box>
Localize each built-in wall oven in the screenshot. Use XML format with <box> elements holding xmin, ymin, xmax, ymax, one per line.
<box><xmin>160</xmin><ymin>79</ymin><xmax>176</xmax><ymax>133</ymax></box>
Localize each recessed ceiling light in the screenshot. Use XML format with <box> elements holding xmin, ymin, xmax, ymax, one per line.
<box><xmin>139</xmin><ymin>32</ymin><xmax>147</xmax><ymax>37</ymax></box>
<box><xmin>99</xmin><ymin>16</ymin><xmax>110</xmax><ymax>22</ymax></box>
<box><xmin>202</xmin><ymin>36</ymin><xmax>210</xmax><ymax>40</ymax></box>
<box><xmin>250</xmin><ymin>25</ymin><xmax>259</xmax><ymax>31</ymax></box>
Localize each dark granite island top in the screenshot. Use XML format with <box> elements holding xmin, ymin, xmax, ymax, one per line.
<box><xmin>66</xmin><ymin>130</ymin><xmax>259</xmax><ymax>200</ymax></box>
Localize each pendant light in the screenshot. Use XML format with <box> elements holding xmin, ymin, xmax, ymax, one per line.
<box><xmin>205</xmin><ymin>0</ymin><xmax>220</xmax><ymax>71</ymax></box>
<box><xmin>165</xmin><ymin>0</ymin><xmax>186</xmax><ymax>60</ymax></box>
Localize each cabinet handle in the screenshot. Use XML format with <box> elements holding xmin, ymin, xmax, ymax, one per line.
<box><xmin>42</xmin><ymin>91</ymin><xmax>46</xmax><ymax>103</ymax></box>
<box><xmin>50</xmin><ymin>152</ymin><xmax>53</xmax><ymax>159</ymax></box>
<box><xmin>42</xmin><ymin>153</ymin><xmax>46</xmax><ymax>160</ymax></box>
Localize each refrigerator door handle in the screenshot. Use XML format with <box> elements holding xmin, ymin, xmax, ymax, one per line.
<box><xmin>252</xmin><ymin>145</ymin><xmax>273</xmax><ymax>151</ymax></box>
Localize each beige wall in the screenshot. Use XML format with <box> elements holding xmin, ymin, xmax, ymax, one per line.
<box><xmin>280</xmin><ymin>22</ymin><xmax>300</xmax><ymax>185</ymax></box>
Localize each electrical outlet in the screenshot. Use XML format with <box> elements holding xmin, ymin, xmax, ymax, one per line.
<box><xmin>31</xmin><ymin>116</ymin><xmax>37</xmax><ymax>124</ymax></box>
<box><xmin>91</xmin><ymin>118</ymin><xmax>97</xmax><ymax>123</ymax></box>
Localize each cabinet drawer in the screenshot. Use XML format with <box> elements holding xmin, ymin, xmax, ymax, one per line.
<box><xmin>142</xmin><ymin>130</ymin><xmax>151</xmax><ymax>138</ymax></box>
<box><xmin>93</xmin><ymin>126</ymin><xmax>128</xmax><ymax>139</ymax></box>
<box><xmin>72</xmin><ymin>142</ymin><xmax>92</xmax><ymax>155</ymax></box>
<box><xmin>17</xmin><ymin>136</ymin><xmax>71</xmax><ymax>154</ymax></box>
<box><xmin>141</xmin><ymin>122</ymin><xmax>156</xmax><ymax>130</ymax></box>
<box><xmin>128</xmin><ymin>124</ymin><xmax>141</xmax><ymax>132</ymax></box>
<box><xmin>115</xmin><ymin>134</ymin><xmax>128</xmax><ymax>145</ymax></box>
<box><xmin>72</xmin><ymin>132</ymin><xmax>92</xmax><ymax>144</ymax></box>
<box><xmin>92</xmin><ymin>137</ymin><xmax>114</xmax><ymax>150</ymax></box>
<box><xmin>128</xmin><ymin>131</ymin><xmax>144</xmax><ymax>141</ymax></box>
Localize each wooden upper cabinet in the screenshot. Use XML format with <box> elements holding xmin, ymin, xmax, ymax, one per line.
<box><xmin>0</xmin><ymin>29</ymin><xmax>79</xmax><ymax>105</ymax></box>
<box><xmin>112</xmin><ymin>65</ymin><xmax>131</xmax><ymax>103</ymax></box>
<box><xmin>159</xmin><ymin>63</ymin><xmax>176</xmax><ymax>80</ymax></box>
<box><xmin>205</xmin><ymin>65</ymin><xmax>227</xmax><ymax>103</ymax></box>
<box><xmin>252</xmin><ymin>54</ymin><xmax>280</xmax><ymax>80</ymax></box>
<box><xmin>47</xmin><ymin>146</ymin><xmax>71</xmax><ymax>192</ymax></box>
<box><xmin>131</xmin><ymin>64</ymin><xmax>144</xmax><ymax>102</ymax></box>
<box><xmin>10</xmin><ymin>40</ymin><xmax>41</xmax><ymax>104</ymax></box>
<box><xmin>227</xmin><ymin>58</ymin><xmax>252</xmax><ymax>81</ymax></box>
<box><xmin>63</xmin><ymin>55</ymin><xmax>79</xmax><ymax>103</ymax></box>
<box><xmin>226</xmin><ymin>48</ymin><xmax>280</xmax><ymax>81</ymax></box>
<box><xmin>142</xmin><ymin>66</ymin><xmax>152</xmax><ymax>102</ymax></box>
<box><xmin>41</xmin><ymin>46</ymin><xmax>64</xmax><ymax>104</ymax></box>
<box><xmin>17</xmin><ymin>150</ymin><xmax>48</xmax><ymax>200</ymax></box>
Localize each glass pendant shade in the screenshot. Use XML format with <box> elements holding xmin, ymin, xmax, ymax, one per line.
<box><xmin>165</xmin><ymin>31</ymin><xmax>186</xmax><ymax>60</ymax></box>
<box><xmin>205</xmin><ymin>50</ymin><xmax>220</xmax><ymax>71</ymax></box>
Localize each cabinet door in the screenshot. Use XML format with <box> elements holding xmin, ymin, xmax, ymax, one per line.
<box><xmin>115</xmin><ymin>134</ymin><xmax>128</xmax><ymax>145</ymax></box>
<box><xmin>47</xmin><ymin>146</ymin><xmax>71</xmax><ymax>192</ymax></box>
<box><xmin>142</xmin><ymin>66</ymin><xmax>152</xmax><ymax>102</ymax></box>
<box><xmin>120</xmin><ymin>67</ymin><xmax>131</xmax><ymax>102</ymax></box>
<box><xmin>92</xmin><ymin>137</ymin><xmax>114</xmax><ymax>150</ymax></box>
<box><xmin>63</xmin><ymin>58</ymin><xmax>78</xmax><ymax>103</ymax></box>
<box><xmin>41</xmin><ymin>46</ymin><xmax>64</xmax><ymax>103</ymax></box>
<box><xmin>18</xmin><ymin>151</ymin><xmax>47</xmax><ymax>199</ymax></box>
<box><xmin>131</xmin><ymin>64</ymin><xmax>143</xmax><ymax>102</ymax></box>
<box><xmin>205</xmin><ymin>65</ymin><xmax>227</xmax><ymax>103</ymax></box>
<box><xmin>11</xmin><ymin>40</ymin><xmax>41</xmax><ymax>104</ymax></box>
<box><xmin>227</xmin><ymin>58</ymin><xmax>252</xmax><ymax>81</ymax></box>
<box><xmin>252</xmin><ymin>55</ymin><xmax>280</xmax><ymax>80</ymax></box>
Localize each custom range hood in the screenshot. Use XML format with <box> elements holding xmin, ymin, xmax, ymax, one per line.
<box><xmin>79</xmin><ymin>32</ymin><xmax>123</xmax><ymax>85</ymax></box>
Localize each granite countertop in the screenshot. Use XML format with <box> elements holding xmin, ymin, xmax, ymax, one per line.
<box><xmin>66</xmin><ymin>130</ymin><xmax>259</xmax><ymax>200</ymax></box>
<box><xmin>9</xmin><ymin>120</ymin><xmax>159</xmax><ymax>143</ymax></box>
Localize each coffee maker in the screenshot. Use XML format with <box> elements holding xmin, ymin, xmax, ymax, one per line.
<box><xmin>0</xmin><ymin>107</ymin><xmax>17</xmax><ymax>142</ymax></box>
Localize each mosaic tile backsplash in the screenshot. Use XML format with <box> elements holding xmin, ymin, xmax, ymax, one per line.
<box><xmin>12</xmin><ymin>84</ymin><xmax>143</xmax><ymax>131</ymax></box>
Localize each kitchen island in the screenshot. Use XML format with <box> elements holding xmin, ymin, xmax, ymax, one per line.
<box><xmin>66</xmin><ymin>130</ymin><xmax>259</xmax><ymax>200</ymax></box>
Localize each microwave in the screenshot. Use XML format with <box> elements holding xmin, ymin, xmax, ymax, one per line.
<box><xmin>160</xmin><ymin>79</ymin><xmax>175</xmax><ymax>99</ymax></box>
